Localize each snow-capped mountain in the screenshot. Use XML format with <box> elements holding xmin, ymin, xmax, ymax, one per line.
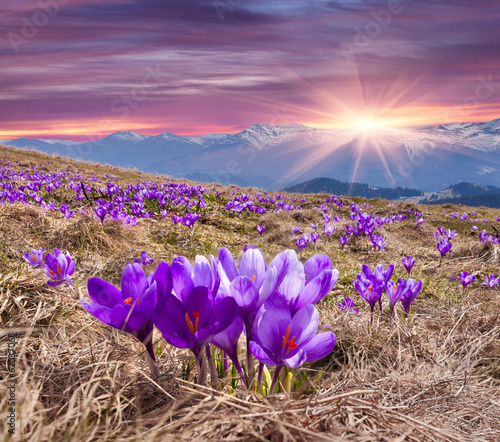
<box><xmin>2</xmin><ymin>119</ymin><xmax>500</xmax><ymax>191</ymax></box>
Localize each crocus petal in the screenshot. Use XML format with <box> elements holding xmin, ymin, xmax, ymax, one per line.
<box><xmin>171</xmin><ymin>257</ymin><xmax>195</xmax><ymax>303</ymax></box>
<box><xmin>239</xmin><ymin>248</ymin><xmax>266</xmax><ymax>287</ymax></box>
<box><xmin>211</xmin><ymin>315</ymin><xmax>244</xmax><ymax>359</ymax></box>
<box><xmin>249</xmin><ymin>340</ymin><xmax>280</xmax><ymax>366</ymax></box>
<box><xmin>81</xmin><ymin>301</ymin><xmax>113</xmax><ymax>325</ymax></box>
<box><xmin>135</xmin><ymin>281</ymin><xmax>157</xmax><ymax>319</ymax></box>
<box><xmin>185</xmin><ymin>286</ymin><xmax>214</xmax><ymax>330</ymax></box>
<box><xmin>304</xmin><ymin>254</ymin><xmax>332</xmax><ymax>283</ymax></box>
<box><xmin>120</xmin><ymin>263</ymin><xmax>148</xmax><ymax>303</ymax></box>
<box><xmin>302</xmin><ymin>332</ymin><xmax>336</xmax><ymax>362</ymax></box>
<box><xmin>268</xmin><ymin>249</ymin><xmax>298</xmax><ymax>288</ymax></box>
<box><xmin>192</xmin><ymin>255</ymin><xmax>213</xmax><ymax>289</ymax></box>
<box><xmin>218</xmin><ymin>248</ymin><xmax>239</xmax><ymax>281</ymax></box>
<box><xmin>152</xmin><ymin>262</ymin><xmax>172</xmax><ymax>309</ymax></box>
<box><xmin>293</xmin><ymin>270</ymin><xmax>333</xmax><ymax>311</ymax></box>
<box><xmin>154</xmin><ymin>294</ymin><xmax>193</xmax><ymax>347</ymax></box>
<box><xmin>87</xmin><ymin>278</ymin><xmax>123</xmax><ymax>308</ymax></box>
<box><xmin>290</xmin><ymin>304</ymin><xmax>318</xmax><ymax>345</ymax></box>
<box><xmin>283</xmin><ymin>349</ymin><xmax>308</xmax><ymax>369</ymax></box>
<box><xmin>207</xmin><ymin>296</ymin><xmax>237</xmax><ymax>334</ymax></box>
<box><xmin>257</xmin><ymin>266</ymin><xmax>278</xmax><ymax>306</ymax></box>
<box><xmin>253</xmin><ymin>302</ymin><xmax>290</xmax><ymax>356</ymax></box>
<box><xmin>229</xmin><ymin>276</ymin><xmax>259</xmax><ymax>315</ymax></box>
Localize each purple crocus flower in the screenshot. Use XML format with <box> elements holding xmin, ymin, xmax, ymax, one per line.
<box><xmin>270</xmin><ymin>251</ymin><xmax>339</xmax><ymax>316</ymax></box>
<box><xmin>444</xmin><ymin>229</ymin><xmax>457</xmax><ymax>240</ymax></box>
<box><xmin>292</xmin><ymin>225</ymin><xmax>303</xmax><ymax>235</ymax></box>
<box><xmin>160</xmin><ymin>210</ymin><xmax>169</xmax><ymax>218</ymax></box>
<box><xmin>400</xmin><ymin>279</ymin><xmax>422</xmax><ymax>318</ymax></box>
<box><xmin>296</xmin><ymin>236</ymin><xmax>310</xmax><ymax>252</ymax></box>
<box><xmin>170</xmin><ymin>255</ymin><xmax>220</xmax><ymax>304</ymax></box>
<box><xmin>256</xmin><ymin>225</ymin><xmax>265</xmax><ymax>236</ymax></box>
<box><xmin>437</xmin><ymin>237</ymin><xmax>452</xmax><ymax>259</ymax></box>
<box><xmin>385</xmin><ymin>280</ymin><xmax>407</xmax><ymax>317</ymax></box>
<box><xmin>171</xmin><ymin>216</ymin><xmax>182</xmax><ymax>224</ymax></box>
<box><xmin>154</xmin><ymin>286</ymin><xmax>237</xmax><ymax>360</ymax></box>
<box><xmin>482</xmin><ymin>275</ymin><xmax>500</xmax><ymax>289</ymax></box>
<box><xmin>310</xmin><ymin>233</ymin><xmax>320</xmax><ymax>244</ymax></box>
<box><xmin>370</xmin><ymin>234</ymin><xmax>387</xmax><ymax>252</ymax></box>
<box><xmin>23</xmin><ymin>247</ymin><xmax>44</xmax><ymax>269</ymax></box>
<box><xmin>354</xmin><ymin>264</ymin><xmax>392</xmax><ymax>322</ymax></box>
<box><xmin>134</xmin><ymin>251</ymin><xmax>154</xmax><ymax>266</ymax></box>
<box><xmin>181</xmin><ymin>213</ymin><xmax>200</xmax><ymax>230</ymax></box>
<box><xmin>44</xmin><ymin>249</ymin><xmax>76</xmax><ymax>288</ymax></box>
<box><xmin>338</xmin><ymin>235</ymin><xmax>349</xmax><ymax>249</ymax></box>
<box><xmin>459</xmin><ymin>271</ymin><xmax>475</xmax><ymax>293</ymax></box>
<box><xmin>402</xmin><ymin>255</ymin><xmax>415</xmax><ymax>275</ymax></box>
<box><xmin>309</xmin><ymin>222</ymin><xmax>318</xmax><ymax>230</ymax></box>
<box><xmin>95</xmin><ymin>206</ymin><xmax>107</xmax><ymax>224</ymax></box>
<box><xmin>338</xmin><ymin>297</ymin><xmax>359</xmax><ymax>315</ymax></box>
<box><xmin>324</xmin><ymin>223</ymin><xmax>335</xmax><ymax>237</ymax></box>
<box><xmin>250</xmin><ymin>301</ymin><xmax>336</xmax><ymax>373</ymax></box>
<box><xmin>81</xmin><ymin>263</ymin><xmax>166</xmax><ymax>363</ymax></box>
<box><xmin>415</xmin><ymin>216</ymin><xmax>425</xmax><ymax>226</ymax></box>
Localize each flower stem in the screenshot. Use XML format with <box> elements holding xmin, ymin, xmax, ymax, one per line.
<box><xmin>195</xmin><ymin>350</ymin><xmax>207</xmax><ymax>385</ymax></box>
<box><xmin>145</xmin><ymin>352</ymin><xmax>160</xmax><ymax>379</ymax></box>
<box><xmin>205</xmin><ymin>344</ymin><xmax>218</xmax><ymax>388</ymax></box>
<box><xmin>269</xmin><ymin>365</ymin><xmax>282</xmax><ymax>395</ymax></box>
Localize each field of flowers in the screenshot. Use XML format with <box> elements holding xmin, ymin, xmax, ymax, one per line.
<box><xmin>0</xmin><ymin>144</ymin><xmax>499</xmax><ymax>441</ymax></box>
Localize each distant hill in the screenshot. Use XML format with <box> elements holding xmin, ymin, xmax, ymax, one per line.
<box><xmin>421</xmin><ymin>193</ymin><xmax>500</xmax><ymax>208</ymax></box>
<box><xmin>283</xmin><ymin>177</ymin><xmax>423</xmax><ymax>199</ymax></box>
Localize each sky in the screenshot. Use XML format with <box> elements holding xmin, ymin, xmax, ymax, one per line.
<box><xmin>1</xmin><ymin>0</ymin><xmax>500</xmax><ymax>141</ymax></box>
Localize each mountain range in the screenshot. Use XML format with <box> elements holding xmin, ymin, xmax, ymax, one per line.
<box><xmin>2</xmin><ymin>119</ymin><xmax>500</xmax><ymax>191</ymax></box>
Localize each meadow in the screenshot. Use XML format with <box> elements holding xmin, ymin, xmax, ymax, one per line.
<box><xmin>0</xmin><ymin>143</ymin><xmax>499</xmax><ymax>441</ymax></box>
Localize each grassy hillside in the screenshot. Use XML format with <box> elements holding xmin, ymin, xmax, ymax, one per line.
<box><xmin>0</xmin><ymin>144</ymin><xmax>499</xmax><ymax>441</ymax></box>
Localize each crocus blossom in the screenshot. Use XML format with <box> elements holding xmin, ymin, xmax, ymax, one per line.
<box><xmin>135</xmin><ymin>251</ymin><xmax>154</xmax><ymax>266</ymax></box>
<box><xmin>402</xmin><ymin>255</ymin><xmax>415</xmax><ymax>275</ymax></box>
<box><xmin>249</xmin><ymin>301</ymin><xmax>336</xmax><ymax>369</ymax></box>
<box><xmin>154</xmin><ymin>286</ymin><xmax>237</xmax><ymax>359</ymax></box>
<box><xmin>459</xmin><ymin>271</ymin><xmax>475</xmax><ymax>293</ymax></box>
<box><xmin>400</xmin><ymin>279</ymin><xmax>422</xmax><ymax>318</ymax></box>
<box><xmin>44</xmin><ymin>249</ymin><xmax>76</xmax><ymax>287</ymax></box>
<box><xmin>482</xmin><ymin>275</ymin><xmax>500</xmax><ymax>289</ymax></box>
<box><xmin>437</xmin><ymin>237</ymin><xmax>452</xmax><ymax>259</ymax></box>
<box><xmin>23</xmin><ymin>247</ymin><xmax>44</xmax><ymax>269</ymax></box>
<box><xmin>338</xmin><ymin>298</ymin><xmax>359</xmax><ymax>315</ymax></box>
<box><xmin>256</xmin><ymin>225</ymin><xmax>265</xmax><ymax>236</ymax></box>
<box><xmin>81</xmin><ymin>263</ymin><xmax>163</xmax><ymax>362</ymax></box>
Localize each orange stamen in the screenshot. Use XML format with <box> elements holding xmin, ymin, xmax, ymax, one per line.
<box><xmin>56</xmin><ymin>264</ymin><xmax>62</xmax><ymax>275</ymax></box>
<box><xmin>193</xmin><ymin>311</ymin><xmax>200</xmax><ymax>332</ymax></box>
<box><xmin>368</xmin><ymin>286</ymin><xmax>373</xmax><ymax>293</ymax></box>
<box><xmin>282</xmin><ymin>325</ymin><xmax>296</xmax><ymax>352</ymax></box>
<box><xmin>185</xmin><ymin>313</ymin><xmax>195</xmax><ymax>335</ymax></box>
<box><xmin>31</xmin><ymin>254</ymin><xmax>36</xmax><ymax>261</ymax></box>
<box><xmin>124</xmin><ymin>297</ymin><xmax>133</xmax><ymax>305</ymax></box>
<box><xmin>251</xmin><ymin>274</ymin><xmax>256</xmax><ymax>282</ymax></box>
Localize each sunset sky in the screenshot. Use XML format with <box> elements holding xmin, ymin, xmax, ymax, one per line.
<box><xmin>1</xmin><ymin>0</ymin><xmax>500</xmax><ymax>141</ymax></box>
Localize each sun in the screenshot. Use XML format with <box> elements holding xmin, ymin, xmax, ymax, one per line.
<box><xmin>355</xmin><ymin>119</ymin><xmax>390</xmax><ymax>132</ymax></box>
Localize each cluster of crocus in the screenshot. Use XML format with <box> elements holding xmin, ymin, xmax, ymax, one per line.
<box><xmin>23</xmin><ymin>248</ymin><xmax>76</xmax><ymax>289</ymax></box>
<box><xmin>80</xmin><ymin>247</ymin><xmax>339</xmax><ymax>391</ymax></box>
<box><xmin>353</xmin><ymin>264</ymin><xmax>422</xmax><ymax>323</ymax></box>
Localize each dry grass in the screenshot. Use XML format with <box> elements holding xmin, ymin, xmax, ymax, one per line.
<box><xmin>1</xmin><ymin>145</ymin><xmax>499</xmax><ymax>441</ymax></box>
